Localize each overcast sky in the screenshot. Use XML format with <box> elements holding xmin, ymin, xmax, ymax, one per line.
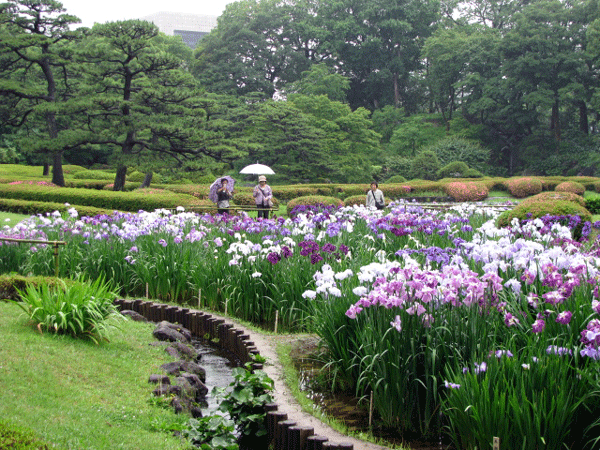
<box><xmin>59</xmin><ymin>0</ymin><xmax>235</xmax><ymax>28</ymax></box>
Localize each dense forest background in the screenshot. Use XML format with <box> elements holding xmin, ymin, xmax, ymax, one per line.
<box><xmin>1</xmin><ymin>0</ymin><xmax>600</xmax><ymax>187</ymax></box>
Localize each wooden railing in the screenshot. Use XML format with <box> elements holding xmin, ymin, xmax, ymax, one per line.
<box><xmin>0</xmin><ymin>237</ymin><xmax>66</xmax><ymax>277</ymax></box>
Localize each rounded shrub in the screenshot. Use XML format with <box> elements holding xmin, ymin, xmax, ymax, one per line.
<box><xmin>443</xmin><ymin>182</ymin><xmax>489</xmax><ymax>202</ymax></box>
<box><xmin>386</xmin><ymin>175</ymin><xmax>407</xmax><ymax>183</ymax></box>
<box><xmin>463</xmin><ymin>168</ymin><xmax>484</xmax><ymax>178</ymax></box>
<box><xmin>555</xmin><ymin>181</ymin><xmax>585</xmax><ymax>196</ymax></box>
<box><xmin>522</xmin><ymin>191</ymin><xmax>586</xmax><ymax>207</ymax></box>
<box><xmin>497</xmin><ymin>199</ymin><xmax>591</xmax><ymax>228</ymax></box>
<box><xmin>409</xmin><ymin>150</ymin><xmax>441</xmax><ymax>181</ymax></box>
<box><xmin>286</xmin><ymin>195</ymin><xmax>343</xmax><ymax>215</ymax></box>
<box><xmin>436</xmin><ymin>161</ymin><xmax>470</xmax><ymax>179</ymax></box>
<box><xmin>127</xmin><ymin>171</ymin><xmax>146</xmax><ymax>183</ymax></box>
<box><xmin>72</xmin><ymin>170</ymin><xmax>114</xmax><ymax>180</ymax></box>
<box><xmin>504</xmin><ymin>177</ymin><xmax>543</xmax><ymax>198</ymax></box>
<box><xmin>344</xmin><ymin>195</ymin><xmax>366</xmax><ymax>207</ymax></box>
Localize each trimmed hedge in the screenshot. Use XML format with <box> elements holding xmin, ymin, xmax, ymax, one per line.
<box><xmin>443</xmin><ymin>182</ymin><xmax>489</xmax><ymax>202</ymax></box>
<box><xmin>286</xmin><ymin>195</ymin><xmax>343</xmax><ymax>215</ymax></box>
<box><xmin>555</xmin><ymin>181</ymin><xmax>585</xmax><ymax>196</ymax></box>
<box><xmin>585</xmin><ymin>197</ymin><xmax>600</xmax><ymax>214</ymax></box>
<box><xmin>504</xmin><ymin>177</ymin><xmax>543</xmax><ymax>198</ymax></box>
<box><xmin>436</xmin><ymin>161</ymin><xmax>470</xmax><ymax>179</ymax></box>
<box><xmin>385</xmin><ymin>175</ymin><xmax>407</xmax><ymax>183</ymax></box>
<box><xmin>344</xmin><ymin>195</ymin><xmax>367</xmax><ymax>207</ymax></box>
<box><xmin>0</xmin><ymin>198</ymin><xmax>114</xmax><ymax>217</ymax></box>
<box><xmin>0</xmin><ymin>275</ymin><xmax>73</xmax><ymax>301</ymax></box>
<box><xmin>0</xmin><ymin>183</ymin><xmax>201</xmax><ymax>212</ymax></box>
<box><xmin>72</xmin><ymin>170</ymin><xmax>114</xmax><ymax>180</ymax></box>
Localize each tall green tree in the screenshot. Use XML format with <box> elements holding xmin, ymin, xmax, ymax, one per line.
<box><xmin>0</xmin><ymin>0</ymin><xmax>80</xmax><ymax>185</ymax></box>
<box><xmin>193</xmin><ymin>0</ymin><xmax>325</xmax><ymax>98</ymax></box>
<box><xmin>318</xmin><ymin>0</ymin><xmax>440</xmax><ymax>110</ymax></box>
<box><xmin>78</xmin><ymin>20</ymin><xmax>244</xmax><ymax>190</ymax></box>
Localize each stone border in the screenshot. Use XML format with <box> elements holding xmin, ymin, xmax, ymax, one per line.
<box><xmin>114</xmin><ymin>298</ymin><xmax>355</xmax><ymax>450</ymax></box>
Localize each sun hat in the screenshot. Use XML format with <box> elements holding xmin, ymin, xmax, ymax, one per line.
<box><xmin>258</xmin><ymin>175</ymin><xmax>267</xmax><ymax>182</ymax></box>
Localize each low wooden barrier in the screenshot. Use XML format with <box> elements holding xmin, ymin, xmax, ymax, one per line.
<box><xmin>113</xmin><ymin>299</ymin><xmax>353</xmax><ymax>450</ymax></box>
<box><xmin>0</xmin><ymin>237</ymin><xmax>66</xmax><ymax>277</ymax></box>
<box><xmin>186</xmin><ymin>205</ymin><xmax>278</xmax><ymax>218</ymax></box>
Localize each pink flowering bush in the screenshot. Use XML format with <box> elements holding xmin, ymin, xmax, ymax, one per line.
<box><xmin>555</xmin><ymin>181</ymin><xmax>585</xmax><ymax>196</ymax></box>
<box><xmin>504</xmin><ymin>177</ymin><xmax>543</xmax><ymax>198</ymax></box>
<box><xmin>443</xmin><ymin>181</ymin><xmax>489</xmax><ymax>202</ymax></box>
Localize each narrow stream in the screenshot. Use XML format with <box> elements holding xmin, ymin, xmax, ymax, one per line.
<box><xmin>191</xmin><ymin>339</ymin><xmax>238</xmax><ymax>415</ymax></box>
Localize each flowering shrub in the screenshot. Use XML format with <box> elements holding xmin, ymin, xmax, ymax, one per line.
<box><xmin>443</xmin><ymin>181</ymin><xmax>489</xmax><ymax>202</ymax></box>
<box><xmin>497</xmin><ymin>199</ymin><xmax>592</xmax><ymax>230</ymax></box>
<box><xmin>519</xmin><ymin>191</ymin><xmax>586</xmax><ymax>207</ymax></box>
<box><xmin>286</xmin><ymin>196</ymin><xmax>343</xmax><ymax>215</ymax></box>
<box><xmin>555</xmin><ymin>181</ymin><xmax>585</xmax><ymax>195</ymax></box>
<box><xmin>504</xmin><ymin>177</ymin><xmax>543</xmax><ymax>198</ymax></box>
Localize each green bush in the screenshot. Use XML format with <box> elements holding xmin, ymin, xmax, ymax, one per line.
<box><xmin>0</xmin><ymin>198</ymin><xmax>114</xmax><ymax>217</ymax></box>
<box><xmin>585</xmin><ymin>197</ymin><xmax>600</xmax><ymax>214</ymax></box>
<box><xmin>72</xmin><ymin>170</ymin><xmax>114</xmax><ymax>180</ymax></box>
<box><xmin>463</xmin><ymin>168</ymin><xmax>484</xmax><ymax>178</ymax></box>
<box><xmin>436</xmin><ymin>161</ymin><xmax>470</xmax><ymax>179</ymax></box>
<box><xmin>425</xmin><ymin>136</ymin><xmax>491</xmax><ymax>173</ymax></box>
<box><xmin>0</xmin><ymin>183</ymin><xmax>201</xmax><ymax>212</ymax></box>
<box><xmin>344</xmin><ymin>195</ymin><xmax>366</xmax><ymax>207</ymax></box>
<box><xmin>14</xmin><ymin>277</ymin><xmax>122</xmax><ymax>344</ymax></box>
<box><xmin>286</xmin><ymin>195</ymin><xmax>343</xmax><ymax>215</ymax></box>
<box><xmin>523</xmin><ymin>191</ymin><xmax>586</xmax><ymax>207</ymax></box>
<box><xmin>504</xmin><ymin>177</ymin><xmax>543</xmax><ymax>198</ymax></box>
<box><xmin>385</xmin><ymin>175</ymin><xmax>407</xmax><ymax>183</ymax></box>
<box><xmin>127</xmin><ymin>171</ymin><xmax>146</xmax><ymax>183</ymax></box>
<box><xmin>497</xmin><ymin>200</ymin><xmax>591</xmax><ymax>228</ymax></box>
<box><xmin>409</xmin><ymin>150</ymin><xmax>441</xmax><ymax>181</ymax></box>
<box><xmin>443</xmin><ymin>182</ymin><xmax>489</xmax><ymax>202</ymax></box>
<box><xmin>555</xmin><ymin>181</ymin><xmax>585</xmax><ymax>196</ymax></box>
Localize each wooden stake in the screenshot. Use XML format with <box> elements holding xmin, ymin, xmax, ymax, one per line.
<box><xmin>369</xmin><ymin>390</ymin><xmax>374</xmax><ymax>428</ymax></box>
<box><xmin>493</xmin><ymin>437</ymin><xmax>500</xmax><ymax>450</ymax></box>
<box><xmin>274</xmin><ymin>310</ymin><xmax>279</xmax><ymax>334</ymax></box>
<box><xmin>146</xmin><ymin>283</ymin><xmax>149</xmax><ymax>299</ymax></box>
<box><xmin>224</xmin><ymin>298</ymin><xmax>228</xmax><ymax>316</ymax></box>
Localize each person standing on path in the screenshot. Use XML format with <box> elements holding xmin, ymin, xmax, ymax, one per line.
<box><xmin>216</xmin><ymin>178</ymin><xmax>233</xmax><ymax>214</ymax></box>
<box><xmin>366</xmin><ymin>182</ymin><xmax>385</xmax><ymax>209</ymax></box>
<box><xmin>253</xmin><ymin>175</ymin><xmax>273</xmax><ymax>219</ymax></box>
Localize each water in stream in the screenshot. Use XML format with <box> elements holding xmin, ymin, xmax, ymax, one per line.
<box><xmin>191</xmin><ymin>339</ymin><xmax>237</xmax><ymax>415</ymax></box>
<box><xmin>294</xmin><ymin>357</ymin><xmax>450</xmax><ymax>450</ymax></box>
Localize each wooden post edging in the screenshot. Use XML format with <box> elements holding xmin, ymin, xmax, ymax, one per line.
<box><xmin>113</xmin><ymin>299</ymin><xmax>354</xmax><ymax>450</ymax></box>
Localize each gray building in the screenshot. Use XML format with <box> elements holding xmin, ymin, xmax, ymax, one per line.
<box><xmin>142</xmin><ymin>12</ymin><xmax>218</xmax><ymax>49</ymax></box>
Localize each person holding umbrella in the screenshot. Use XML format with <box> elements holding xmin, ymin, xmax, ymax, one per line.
<box><xmin>216</xmin><ymin>178</ymin><xmax>234</xmax><ymax>214</ymax></box>
<box><xmin>253</xmin><ymin>175</ymin><xmax>273</xmax><ymax>219</ymax></box>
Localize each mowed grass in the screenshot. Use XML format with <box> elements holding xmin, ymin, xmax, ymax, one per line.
<box><xmin>0</xmin><ymin>300</ymin><xmax>193</xmax><ymax>450</ymax></box>
<box><xmin>0</xmin><ymin>211</ymin><xmax>30</xmax><ymax>228</ymax></box>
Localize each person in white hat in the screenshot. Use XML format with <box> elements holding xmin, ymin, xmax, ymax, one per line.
<box><xmin>253</xmin><ymin>175</ymin><xmax>273</xmax><ymax>219</ymax></box>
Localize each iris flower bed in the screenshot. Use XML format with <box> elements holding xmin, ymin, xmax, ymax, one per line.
<box><xmin>2</xmin><ymin>201</ymin><xmax>600</xmax><ymax>448</ymax></box>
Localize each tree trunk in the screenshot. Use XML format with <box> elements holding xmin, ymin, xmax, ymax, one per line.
<box><xmin>550</xmin><ymin>98</ymin><xmax>561</xmax><ymax>141</ymax></box>
<box><xmin>579</xmin><ymin>101</ymin><xmax>589</xmax><ymax>134</ymax></box>
<box><xmin>43</xmin><ymin>158</ymin><xmax>50</xmax><ymax>176</ymax></box>
<box><xmin>51</xmin><ymin>151</ymin><xmax>65</xmax><ymax>186</ymax></box>
<box><xmin>140</xmin><ymin>171</ymin><xmax>153</xmax><ymax>188</ymax></box>
<box><xmin>113</xmin><ymin>164</ymin><xmax>128</xmax><ymax>191</ymax></box>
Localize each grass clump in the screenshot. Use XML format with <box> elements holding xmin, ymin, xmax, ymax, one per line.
<box><xmin>0</xmin><ymin>420</ymin><xmax>50</xmax><ymax>450</ymax></box>
<box><xmin>15</xmin><ymin>277</ymin><xmax>123</xmax><ymax>344</ymax></box>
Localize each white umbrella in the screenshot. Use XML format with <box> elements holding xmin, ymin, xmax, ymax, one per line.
<box><xmin>239</xmin><ymin>163</ymin><xmax>275</xmax><ymax>175</ymax></box>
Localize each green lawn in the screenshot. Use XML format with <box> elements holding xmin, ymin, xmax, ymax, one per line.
<box><xmin>0</xmin><ymin>211</ymin><xmax>29</xmax><ymax>228</ymax></box>
<box><xmin>0</xmin><ymin>300</ymin><xmax>193</xmax><ymax>450</ymax></box>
